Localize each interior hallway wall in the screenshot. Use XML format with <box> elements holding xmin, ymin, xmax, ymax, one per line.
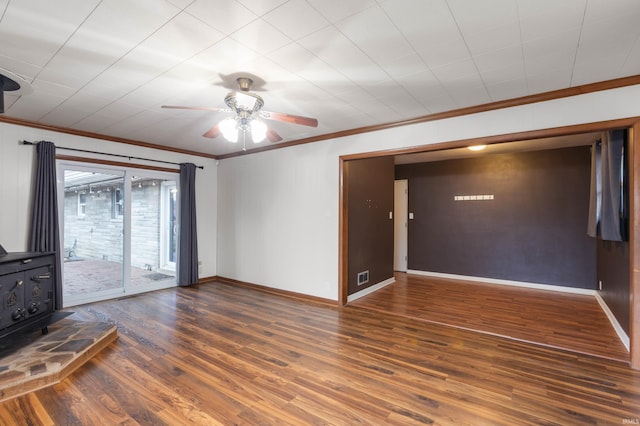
<box><xmin>346</xmin><ymin>156</ymin><xmax>394</xmax><ymax>295</ymax></box>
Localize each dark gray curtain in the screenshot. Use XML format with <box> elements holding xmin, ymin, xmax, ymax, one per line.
<box><xmin>587</xmin><ymin>130</ymin><xmax>625</xmax><ymax>241</ymax></box>
<box><xmin>29</xmin><ymin>141</ymin><xmax>63</xmax><ymax>309</ymax></box>
<box><xmin>600</xmin><ymin>130</ymin><xmax>624</xmax><ymax>241</ymax></box>
<box><xmin>178</xmin><ymin>162</ymin><xmax>199</xmax><ymax>286</ymax></box>
<box><xmin>587</xmin><ymin>140</ymin><xmax>601</xmax><ymax>238</ymax></box>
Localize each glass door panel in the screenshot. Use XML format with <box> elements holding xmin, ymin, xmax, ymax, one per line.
<box><xmin>129</xmin><ymin>175</ymin><xmax>177</xmax><ymax>290</ymax></box>
<box><xmin>61</xmin><ymin>168</ymin><xmax>125</xmax><ymax>304</ymax></box>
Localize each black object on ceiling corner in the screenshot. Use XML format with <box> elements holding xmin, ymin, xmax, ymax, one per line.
<box><xmin>0</xmin><ymin>73</ymin><xmax>21</xmax><ymax>114</ymax></box>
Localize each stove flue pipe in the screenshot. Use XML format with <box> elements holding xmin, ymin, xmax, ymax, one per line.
<box><xmin>0</xmin><ymin>73</ymin><xmax>21</xmax><ymax>113</ymax></box>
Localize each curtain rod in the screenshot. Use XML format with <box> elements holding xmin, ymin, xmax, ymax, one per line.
<box><xmin>20</xmin><ymin>140</ymin><xmax>204</xmax><ymax>169</ymax></box>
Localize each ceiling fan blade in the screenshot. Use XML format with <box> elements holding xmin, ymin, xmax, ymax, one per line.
<box><xmin>162</xmin><ymin>105</ymin><xmax>231</xmax><ymax>113</ymax></box>
<box><xmin>266</xmin><ymin>127</ymin><xmax>283</xmax><ymax>143</ymax></box>
<box><xmin>259</xmin><ymin>110</ymin><xmax>318</xmax><ymax>127</ymax></box>
<box><xmin>203</xmin><ymin>124</ymin><xmax>220</xmax><ymax>139</ymax></box>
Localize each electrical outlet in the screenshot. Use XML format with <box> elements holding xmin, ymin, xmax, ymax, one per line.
<box><xmin>598</xmin><ymin>280</ymin><xmax>603</xmax><ymax>290</ymax></box>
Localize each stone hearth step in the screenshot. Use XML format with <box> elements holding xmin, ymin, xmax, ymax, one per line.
<box><xmin>0</xmin><ymin>318</ymin><xmax>118</xmax><ymax>402</ymax></box>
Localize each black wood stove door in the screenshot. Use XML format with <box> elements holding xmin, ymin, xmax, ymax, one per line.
<box><xmin>0</xmin><ymin>271</ymin><xmax>27</xmax><ymax>328</ymax></box>
<box><xmin>0</xmin><ymin>252</ymin><xmax>56</xmax><ymax>338</ymax></box>
<box><xmin>25</xmin><ymin>266</ymin><xmax>54</xmax><ymax>319</ymax></box>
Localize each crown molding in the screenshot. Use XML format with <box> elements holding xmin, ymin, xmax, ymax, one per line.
<box><xmin>0</xmin><ymin>115</ymin><xmax>218</xmax><ymax>159</ymax></box>
<box><xmin>218</xmin><ymin>74</ymin><xmax>640</xmax><ymax>159</ymax></box>
<box><xmin>2</xmin><ymin>74</ymin><xmax>640</xmax><ymax>161</ymax></box>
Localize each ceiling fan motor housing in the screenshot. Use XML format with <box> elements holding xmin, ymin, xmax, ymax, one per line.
<box><xmin>236</xmin><ymin>77</ymin><xmax>253</xmax><ymax>91</ymax></box>
<box><xmin>224</xmin><ymin>90</ymin><xmax>264</xmax><ymax>114</ymax></box>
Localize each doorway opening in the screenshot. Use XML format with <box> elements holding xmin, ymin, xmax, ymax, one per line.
<box><xmin>339</xmin><ymin>118</ymin><xmax>640</xmax><ymax>366</ymax></box>
<box><xmin>394</xmin><ymin>179</ymin><xmax>408</xmax><ymax>272</ymax></box>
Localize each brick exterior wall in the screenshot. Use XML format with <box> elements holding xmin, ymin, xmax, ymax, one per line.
<box><xmin>63</xmin><ymin>179</ymin><xmax>170</xmax><ymax>272</ymax></box>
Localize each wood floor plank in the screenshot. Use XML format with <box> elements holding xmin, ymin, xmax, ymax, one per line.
<box><xmin>350</xmin><ymin>272</ymin><xmax>629</xmax><ymax>361</ymax></box>
<box><xmin>0</xmin><ymin>280</ymin><xmax>639</xmax><ymax>424</ymax></box>
<box><xmin>0</xmin><ymin>392</ymin><xmax>55</xmax><ymax>426</ymax></box>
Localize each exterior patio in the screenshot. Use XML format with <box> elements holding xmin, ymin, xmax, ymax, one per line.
<box><xmin>63</xmin><ymin>258</ymin><xmax>176</xmax><ymax>297</ymax></box>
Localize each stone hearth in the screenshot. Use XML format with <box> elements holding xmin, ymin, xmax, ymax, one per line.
<box><xmin>0</xmin><ymin>318</ymin><xmax>117</xmax><ymax>402</ymax></box>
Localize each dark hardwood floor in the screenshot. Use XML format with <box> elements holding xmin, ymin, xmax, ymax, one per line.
<box><xmin>1</xmin><ymin>280</ymin><xmax>639</xmax><ymax>424</ymax></box>
<box><xmin>350</xmin><ymin>273</ymin><xmax>629</xmax><ymax>362</ymax></box>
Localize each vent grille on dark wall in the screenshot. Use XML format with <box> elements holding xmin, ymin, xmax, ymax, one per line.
<box><xmin>357</xmin><ymin>270</ymin><xmax>369</xmax><ymax>286</ymax></box>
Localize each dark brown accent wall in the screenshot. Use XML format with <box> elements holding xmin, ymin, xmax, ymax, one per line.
<box><xmin>595</xmin><ymin>132</ymin><xmax>631</xmax><ymax>334</ymax></box>
<box><xmin>346</xmin><ymin>157</ymin><xmax>395</xmax><ymax>295</ymax></box>
<box><xmin>597</xmin><ymin>239</ymin><xmax>630</xmax><ymax>334</ymax></box>
<box><xmin>396</xmin><ymin>146</ymin><xmax>596</xmax><ymax>288</ymax></box>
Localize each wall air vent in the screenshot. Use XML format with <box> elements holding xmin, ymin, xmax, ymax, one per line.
<box><xmin>357</xmin><ymin>270</ymin><xmax>369</xmax><ymax>286</ymax></box>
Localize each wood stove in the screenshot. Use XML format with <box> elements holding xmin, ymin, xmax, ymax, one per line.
<box><xmin>0</xmin><ymin>244</ymin><xmax>57</xmax><ymax>340</ymax></box>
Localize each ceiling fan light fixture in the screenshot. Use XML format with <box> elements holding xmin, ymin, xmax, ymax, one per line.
<box><xmin>164</xmin><ymin>75</ymin><xmax>317</xmax><ymax>146</ymax></box>
<box><xmin>219</xmin><ymin>117</ymin><xmax>238</xmax><ymax>142</ymax></box>
<box><xmin>250</xmin><ymin>120</ymin><xmax>267</xmax><ymax>143</ymax></box>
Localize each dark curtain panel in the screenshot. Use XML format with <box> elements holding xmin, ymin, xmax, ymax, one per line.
<box><xmin>178</xmin><ymin>162</ymin><xmax>199</xmax><ymax>286</ymax></box>
<box><xmin>29</xmin><ymin>141</ymin><xmax>63</xmax><ymax>309</ymax></box>
<box><xmin>620</xmin><ymin>138</ymin><xmax>630</xmax><ymax>240</ymax></box>
<box><xmin>600</xmin><ymin>130</ymin><xmax>624</xmax><ymax>241</ymax></box>
<box><xmin>587</xmin><ymin>140</ymin><xmax>601</xmax><ymax>238</ymax></box>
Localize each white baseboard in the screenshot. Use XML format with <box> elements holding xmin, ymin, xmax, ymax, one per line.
<box><xmin>348</xmin><ymin>277</ymin><xmax>395</xmax><ymax>303</ymax></box>
<box><xmin>407</xmin><ymin>270</ymin><xmax>596</xmax><ymax>295</ymax></box>
<box><xmin>595</xmin><ymin>292</ymin><xmax>630</xmax><ymax>351</ymax></box>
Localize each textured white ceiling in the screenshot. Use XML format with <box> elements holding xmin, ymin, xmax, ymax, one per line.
<box><xmin>1</xmin><ymin>0</ymin><xmax>639</xmax><ymax>157</ymax></box>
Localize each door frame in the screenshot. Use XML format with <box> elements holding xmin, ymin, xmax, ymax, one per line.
<box><xmin>57</xmin><ymin>159</ymin><xmax>180</xmax><ymax>307</ymax></box>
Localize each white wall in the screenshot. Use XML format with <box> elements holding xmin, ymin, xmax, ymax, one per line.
<box><xmin>0</xmin><ymin>121</ymin><xmax>218</xmax><ymax>278</ymax></box>
<box><xmin>217</xmin><ymin>142</ymin><xmax>340</xmax><ymax>298</ymax></box>
<box><xmin>217</xmin><ymin>84</ymin><xmax>640</xmax><ymax>301</ymax></box>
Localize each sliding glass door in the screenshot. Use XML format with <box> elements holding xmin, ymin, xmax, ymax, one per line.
<box><xmin>61</xmin><ymin>167</ymin><xmax>125</xmax><ymax>301</ymax></box>
<box><xmin>129</xmin><ymin>173</ymin><xmax>178</xmax><ymax>293</ymax></box>
<box><xmin>59</xmin><ymin>162</ymin><xmax>178</xmax><ymax>307</ymax></box>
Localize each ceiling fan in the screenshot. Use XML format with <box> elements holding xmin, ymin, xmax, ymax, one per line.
<box><xmin>162</xmin><ymin>77</ymin><xmax>318</xmax><ymax>146</ymax></box>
